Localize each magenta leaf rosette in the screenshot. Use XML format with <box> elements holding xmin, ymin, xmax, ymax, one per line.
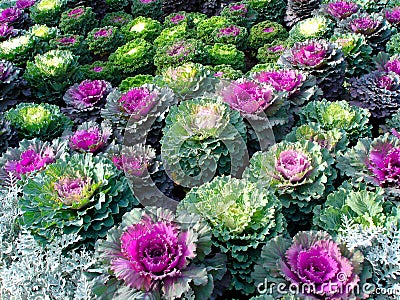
<box><xmin>101</xmin><ymin>84</ymin><xmax>176</xmax><ymax>142</ymax></box>
<box><xmin>20</xmin><ymin>153</ymin><xmax>139</xmax><ymax>246</ymax></box>
<box><xmin>385</xmin><ymin>6</ymin><xmax>400</xmax><ymax>28</ymax></box>
<box><xmin>91</xmin><ymin>206</ymin><xmax>226</xmax><ymax>300</ymax></box>
<box><xmin>68</xmin><ymin>121</ymin><xmax>112</xmax><ymax>154</ymax></box>
<box><xmin>278</xmin><ymin>39</ymin><xmax>346</xmax><ymax>101</ymax></box>
<box><xmin>0</xmin><ymin>138</ymin><xmax>68</xmax><ymax>184</ymax></box>
<box><xmin>243</xmin><ymin>140</ymin><xmax>336</xmax><ymax>231</ymax></box>
<box><xmin>63</xmin><ymin>79</ymin><xmax>112</xmax><ymax>124</ymax></box>
<box><xmin>252</xmin><ymin>231</ymin><xmax>365</xmax><ymax>300</ymax></box>
<box><xmin>320</xmin><ymin>1</ymin><xmax>360</xmax><ymax>21</ymax></box>
<box><xmin>337</xmin><ymin>132</ymin><xmax>400</xmax><ymax>201</ymax></box>
<box><xmin>339</xmin><ymin>13</ymin><xmax>391</xmax><ymax>53</ymax></box>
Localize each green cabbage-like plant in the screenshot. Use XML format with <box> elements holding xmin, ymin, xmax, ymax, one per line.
<box><xmin>108</xmin><ymin>38</ymin><xmax>154</xmax><ymax>75</ymax></box>
<box><xmin>161</xmin><ymin>98</ymin><xmax>247</xmax><ymax>186</ymax></box>
<box><xmin>153</xmin><ymin>23</ymin><xmax>190</xmax><ymax>47</ymax></box>
<box><xmin>121</xmin><ymin>16</ymin><xmax>162</xmax><ymax>42</ymax></box>
<box><xmin>101</xmin><ymin>11</ymin><xmax>133</xmax><ymax>28</ymax></box>
<box><xmin>80</xmin><ymin>61</ymin><xmax>121</xmax><ymax>86</ymax></box>
<box><xmin>91</xmin><ymin>206</ymin><xmax>226</xmax><ymax>300</ymax></box>
<box><xmin>313</xmin><ymin>181</ymin><xmax>399</xmax><ymax>236</ymax></box>
<box><xmin>220</xmin><ymin>1</ymin><xmax>258</xmax><ymax>28</ymax></box>
<box><xmin>154</xmin><ymin>39</ymin><xmax>207</xmax><ymax>71</ymax></box>
<box><xmin>386</xmin><ymin>32</ymin><xmax>400</xmax><ymax>55</ymax></box>
<box><xmin>289</xmin><ymin>16</ymin><xmax>334</xmax><ymax>43</ymax></box>
<box><xmin>297</xmin><ymin>99</ymin><xmax>371</xmax><ymax>144</ymax></box>
<box><xmin>158</xmin><ymin>62</ymin><xmax>216</xmax><ymax>101</ymax></box>
<box><xmin>212</xmin><ymin>25</ymin><xmax>248</xmax><ymax>49</ymax></box>
<box><xmin>163</xmin><ymin>11</ymin><xmax>192</xmax><ymax>28</ymax></box>
<box><xmin>243</xmin><ymin>140</ymin><xmax>336</xmax><ymax>230</ymax></box>
<box><xmin>5</xmin><ymin>103</ymin><xmax>72</xmax><ymax>141</ymax></box>
<box><xmin>58</xmin><ymin>6</ymin><xmax>98</xmax><ymax>35</ymax></box>
<box><xmin>247</xmin><ymin>0</ymin><xmax>286</xmax><ymax>23</ymax></box>
<box><xmin>177</xmin><ymin>176</ymin><xmax>285</xmax><ymax>295</ymax></box>
<box><xmin>131</xmin><ymin>0</ymin><xmax>162</xmax><ymax>20</ymax></box>
<box><xmin>29</xmin><ymin>24</ymin><xmax>59</xmax><ymax>52</ymax></box>
<box><xmin>86</xmin><ymin>26</ymin><xmax>124</xmax><ymax>57</ymax></box>
<box><xmin>0</xmin><ymin>34</ymin><xmax>35</xmax><ymax>66</ymax></box>
<box><xmin>248</xmin><ymin>20</ymin><xmax>288</xmax><ymax>50</ymax></box>
<box><xmin>24</xmin><ymin>49</ymin><xmax>82</xmax><ymax>103</ymax></box>
<box><xmin>256</xmin><ymin>41</ymin><xmax>289</xmax><ymax>64</ymax></box>
<box><xmin>285</xmin><ymin>122</ymin><xmax>349</xmax><ymax>155</ymax></box>
<box><xmin>30</xmin><ymin>0</ymin><xmax>66</xmax><ymax>26</ymax></box>
<box><xmin>196</xmin><ymin>16</ymin><xmax>232</xmax><ymax>44</ymax></box>
<box><xmin>205</xmin><ymin>64</ymin><xmax>244</xmax><ymax>80</ymax></box>
<box><xmin>206</xmin><ymin>43</ymin><xmax>245</xmax><ymax>71</ymax></box>
<box><xmin>119</xmin><ymin>74</ymin><xmax>154</xmax><ymax>92</ymax></box>
<box><xmin>330</xmin><ymin>32</ymin><xmax>373</xmax><ymax>78</ymax></box>
<box><xmin>0</xmin><ymin>138</ymin><xmax>68</xmax><ymax>184</ymax></box>
<box><xmin>20</xmin><ymin>153</ymin><xmax>139</xmax><ymax>247</ymax></box>
<box><xmin>337</xmin><ymin>132</ymin><xmax>400</xmax><ymax>201</ymax></box>
<box><xmin>49</xmin><ymin>34</ymin><xmax>90</xmax><ymax>64</ymax></box>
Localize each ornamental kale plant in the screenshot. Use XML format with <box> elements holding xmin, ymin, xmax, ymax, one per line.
<box><xmin>297</xmin><ymin>99</ymin><xmax>371</xmax><ymax>144</ymax></box>
<box><xmin>349</xmin><ymin>71</ymin><xmax>400</xmax><ymax>120</ymax></box>
<box><xmin>5</xmin><ymin>103</ymin><xmax>72</xmax><ymax>141</ymax></box>
<box><xmin>130</xmin><ymin>0</ymin><xmax>162</xmax><ymax>20</ymax></box>
<box><xmin>91</xmin><ymin>206</ymin><xmax>226</xmax><ymax>300</ymax></box>
<box><xmin>49</xmin><ymin>34</ymin><xmax>90</xmax><ymax>64</ymax></box>
<box><xmin>313</xmin><ymin>181</ymin><xmax>399</xmax><ymax>236</ymax></box>
<box><xmin>159</xmin><ymin>62</ymin><xmax>215</xmax><ymax>101</ymax></box>
<box><xmin>289</xmin><ymin>16</ymin><xmax>334</xmax><ymax>43</ymax></box>
<box><xmin>58</xmin><ymin>6</ymin><xmax>98</xmax><ymax>35</ymax></box>
<box><xmin>319</xmin><ymin>1</ymin><xmax>360</xmax><ymax>21</ymax></box>
<box><xmin>0</xmin><ymin>34</ymin><xmax>35</xmax><ymax>66</ymax></box>
<box><xmin>153</xmin><ymin>24</ymin><xmax>190</xmax><ymax>47</ymax></box>
<box><xmin>101</xmin><ymin>84</ymin><xmax>176</xmax><ymax>140</ymax></box>
<box><xmin>101</xmin><ymin>11</ymin><xmax>133</xmax><ymax>28</ymax></box>
<box><xmin>330</xmin><ymin>32</ymin><xmax>373</xmax><ymax>77</ymax></box>
<box><xmin>285</xmin><ymin>123</ymin><xmax>349</xmax><ymax>155</ymax></box>
<box><xmin>206</xmin><ymin>43</ymin><xmax>245</xmax><ymax>71</ymax></box>
<box><xmin>20</xmin><ymin>153</ymin><xmax>139</xmax><ymax>246</ymax></box>
<box><xmin>256</xmin><ymin>41</ymin><xmax>289</xmax><ymax>64</ymax></box>
<box><xmin>337</xmin><ymin>132</ymin><xmax>400</xmax><ymax>201</ymax></box>
<box><xmin>220</xmin><ymin>1</ymin><xmax>258</xmax><ymax>28</ymax></box>
<box><xmin>247</xmin><ymin>0</ymin><xmax>286</xmax><ymax>23</ymax></box>
<box><xmin>195</xmin><ymin>16</ymin><xmax>232</xmax><ymax>45</ymax></box>
<box><xmin>30</xmin><ymin>0</ymin><xmax>66</xmax><ymax>26</ymax></box>
<box><xmin>80</xmin><ymin>61</ymin><xmax>121</xmax><ymax>85</ymax></box>
<box><xmin>211</xmin><ymin>25</ymin><xmax>248</xmax><ymax>49</ymax></box>
<box><xmin>340</xmin><ymin>13</ymin><xmax>392</xmax><ymax>53</ymax></box>
<box><xmin>248</xmin><ymin>20</ymin><xmax>288</xmax><ymax>50</ymax></box>
<box><xmin>243</xmin><ymin>140</ymin><xmax>336</xmax><ymax>230</ymax></box>
<box><xmin>108</xmin><ymin>38</ymin><xmax>154</xmax><ymax>75</ymax></box>
<box><xmin>163</xmin><ymin>11</ymin><xmax>191</xmax><ymax>27</ymax></box>
<box><xmin>121</xmin><ymin>16</ymin><xmax>162</xmax><ymax>42</ymax></box>
<box><xmin>86</xmin><ymin>26</ymin><xmax>124</xmax><ymax>57</ymax></box>
<box><xmin>161</xmin><ymin>98</ymin><xmax>247</xmax><ymax>187</ymax></box>
<box><xmin>68</xmin><ymin>121</ymin><xmax>112</xmax><ymax>154</ymax></box>
<box><xmin>278</xmin><ymin>39</ymin><xmax>346</xmax><ymax>101</ymax></box>
<box><xmin>178</xmin><ymin>176</ymin><xmax>285</xmax><ymax>294</ymax></box>
<box><xmin>63</xmin><ymin>79</ymin><xmax>112</xmax><ymax>124</ymax></box>
<box><xmin>24</xmin><ymin>49</ymin><xmax>82</xmax><ymax>103</ymax></box>
<box><xmin>252</xmin><ymin>231</ymin><xmax>365</xmax><ymax>299</ymax></box>
<box><xmin>119</xmin><ymin>74</ymin><xmax>154</xmax><ymax>91</ymax></box>
<box><xmin>154</xmin><ymin>39</ymin><xmax>207</xmax><ymax>71</ymax></box>
<box><xmin>0</xmin><ymin>138</ymin><xmax>68</xmax><ymax>183</ymax></box>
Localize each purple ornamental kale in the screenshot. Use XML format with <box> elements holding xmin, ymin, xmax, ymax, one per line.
<box><xmin>68</xmin><ymin>7</ymin><xmax>85</xmax><ymax>18</ymax></box>
<box><xmin>54</xmin><ymin>177</ymin><xmax>92</xmax><ymax>206</ymax></box>
<box><xmin>254</xmin><ymin>69</ymin><xmax>304</xmax><ymax>94</ymax></box>
<box><xmin>275</xmin><ymin>149</ymin><xmax>313</xmax><ymax>183</ymax></box>
<box><xmin>385</xmin><ymin>59</ymin><xmax>400</xmax><ymax>75</ymax></box>
<box><xmin>0</xmin><ymin>23</ymin><xmax>14</xmax><ymax>40</ymax></box>
<box><xmin>109</xmin><ymin>215</ymin><xmax>195</xmax><ymax>291</ymax></box>
<box><xmin>386</xmin><ymin>7</ymin><xmax>400</xmax><ymax>26</ymax></box>
<box><xmin>291</xmin><ymin>42</ymin><xmax>327</xmax><ymax>67</ymax></box>
<box><xmin>64</xmin><ymin>80</ymin><xmax>111</xmax><ymax>109</ymax></box>
<box><xmin>222</xmin><ymin>79</ymin><xmax>275</xmax><ymax>114</ymax></box>
<box><xmin>69</xmin><ymin>126</ymin><xmax>111</xmax><ymax>153</ymax></box>
<box><xmin>368</xmin><ymin>141</ymin><xmax>400</xmax><ymax>187</ymax></box>
<box><xmin>118</xmin><ymin>87</ymin><xmax>159</xmax><ymax>120</ymax></box>
<box><xmin>3</xmin><ymin>148</ymin><xmax>54</xmax><ymax>179</ymax></box>
<box><xmin>217</xmin><ymin>25</ymin><xmax>241</xmax><ymax>37</ymax></box>
<box><xmin>326</xmin><ymin>1</ymin><xmax>359</xmax><ymax>20</ymax></box>
<box><xmin>0</xmin><ymin>7</ymin><xmax>22</xmax><ymax>24</ymax></box>
<box><xmin>170</xmin><ymin>14</ymin><xmax>185</xmax><ymax>24</ymax></box>
<box><xmin>349</xmin><ymin>17</ymin><xmax>380</xmax><ymax>35</ymax></box>
<box><xmin>16</xmin><ymin>0</ymin><xmax>35</xmax><ymax>9</ymax></box>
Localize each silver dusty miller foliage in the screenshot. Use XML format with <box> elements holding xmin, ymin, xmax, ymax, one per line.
<box><xmin>0</xmin><ymin>175</ymin><xmax>95</xmax><ymax>300</ymax></box>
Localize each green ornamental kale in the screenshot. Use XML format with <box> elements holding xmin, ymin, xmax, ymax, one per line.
<box><xmin>178</xmin><ymin>175</ymin><xmax>285</xmax><ymax>295</ymax></box>
<box><xmin>20</xmin><ymin>153</ymin><xmax>139</xmax><ymax>247</ymax></box>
